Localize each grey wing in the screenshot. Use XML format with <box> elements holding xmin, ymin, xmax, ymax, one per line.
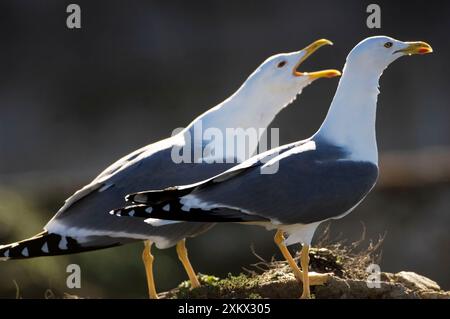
<box><xmin>178</xmin><ymin>141</ymin><xmax>379</xmax><ymax>225</ymax></box>
<box><xmin>51</xmin><ymin>136</ymin><xmax>177</xmax><ymax>220</ymax></box>
<box><xmin>45</xmin><ymin>135</ymin><xmax>234</xmax><ymax>247</ymax></box>
<box><xmin>126</xmin><ymin>139</ymin><xmax>310</xmax><ymax>205</ymax></box>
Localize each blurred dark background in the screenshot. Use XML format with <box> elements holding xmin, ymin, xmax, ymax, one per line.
<box><xmin>0</xmin><ymin>0</ymin><xmax>449</xmax><ymax>298</ymax></box>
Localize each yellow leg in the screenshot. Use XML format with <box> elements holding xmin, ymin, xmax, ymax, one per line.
<box><xmin>142</xmin><ymin>240</ymin><xmax>158</xmax><ymax>299</ymax></box>
<box><xmin>274</xmin><ymin>230</ymin><xmax>330</xmax><ymax>288</ymax></box>
<box><xmin>176</xmin><ymin>239</ymin><xmax>201</xmax><ymax>288</ymax></box>
<box><xmin>274</xmin><ymin>229</ymin><xmax>304</xmax><ymax>282</ymax></box>
<box><xmin>300</xmin><ymin>244</ymin><xmax>311</xmax><ymax>299</ymax></box>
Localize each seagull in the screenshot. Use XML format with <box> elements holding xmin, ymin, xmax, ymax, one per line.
<box><xmin>0</xmin><ymin>39</ymin><xmax>340</xmax><ymax>298</ymax></box>
<box><xmin>113</xmin><ymin>36</ymin><xmax>433</xmax><ymax>298</ymax></box>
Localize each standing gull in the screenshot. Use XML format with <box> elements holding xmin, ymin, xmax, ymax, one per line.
<box><xmin>115</xmin><ymin>36</ymin><xmax>433</xmax><ymax>298</ymax></box>
<box><xmin>0</xmin><ymin>39</ymin><xmax>340</xmax><ymax>298</ymax></box>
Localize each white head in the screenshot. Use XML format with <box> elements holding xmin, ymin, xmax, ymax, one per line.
<box><xmin>186</xmin><ymin>39</ymin><xmax>341</xmax><ymax>163</ymax></box>
<box><xmin>345</xmin><ymin>36</ymin><xmax>433</xmax><ymax>76</ymax></box>
<box><xmin>243</xmin><ymin>39</ymin><xmax>341</xmax><ymax>103</ymax></box>
<box><xmin>192</xmin><ymin>39</ymin><xmax>341</xmax><ymax>139</ymax></box>
<box><xmin>317</xmin><ymin>35</ymin><xmax>433</xmax><ymax>164</ymax></box>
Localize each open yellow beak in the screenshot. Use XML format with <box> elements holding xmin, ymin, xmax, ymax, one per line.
<box><xmin>293</xmin><ymin>39</ymin><xmax>341</xmax><ymax>80</ymax></box>
<box><xmin>306</xmin><ymin>69</ymin><xmax>342</xmax><ymax>80</ymax></box>
<box><xmin>395</xmin><ymin>41</ymin><xmax>433</xmax><ymax>55</ymax></box>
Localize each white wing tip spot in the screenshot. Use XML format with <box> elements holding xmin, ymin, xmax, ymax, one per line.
<box><xmin>162</xmin><ymin>204</ymin><xmax>170</xmax><ymax>212</ymax></box>
<box><xmin>41</xmin><ymin>242</ymin><xmax>49</xmax><ymax>253</ymax></box>
<box><xmin>21</xmin><ymin>247</ymin><xmax>29</xmax><ymax>257</ymax></box>
<box><xmin>58</xmin><ymin>237</ymin><xmax>68</xmax><ymax>250</ymax></box>
<box><xmin>145</xmin><ymin>207</ymin><xmax>153</xmax><ymax>214</ymax></box>
<box><xmin>128</xmin><ymin>210</ymin><xmax>135</xmax><ymax>217</ymax></box>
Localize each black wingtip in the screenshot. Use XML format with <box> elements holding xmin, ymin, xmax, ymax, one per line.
<box><xmin>124</xmin><ymin>192</ymin><xmax>140</xmax><ymax>203</ymax></box>
<box><xmin>111</xmin><ymin>202</ymin><xmax>267</xmax><ymax>223</ymax></box>
<box><xmin>111</xmin><ymin>205</ymin><xmax>152</xmax><ymax>218</ymax></box>
<box><xmin>125</xmin><ymin>191</ymin><xmax>155</xmax><ymax>204</ymax></box>
<box><xmin>0</xmin><ymin>232</ymin><xmax>120</xmax><ymax>260</ymax></box>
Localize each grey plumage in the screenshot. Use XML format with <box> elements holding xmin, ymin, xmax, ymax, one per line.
<box><xmin>0</xmin><ymin>135</ymin><xmax>235</xmax><ymax>260</ymax></box>
<box><xmin>115</xmin><ymin>137</ymin><xmax>379</xmax><ymax>225</ymax></box>
<box><xmin>45</xmin><ymin>138</ymin><xmax>236</xmax><ymax>249</ymax></box>
<box><xmin>1</xmin><ymin>41</ymin><xmax>340</xmax><ymax>259</ymax></box>
<box><xmin>114</xmin><ymin>35</ymin><xmax>431</xmax><ymax>248</ymax></box>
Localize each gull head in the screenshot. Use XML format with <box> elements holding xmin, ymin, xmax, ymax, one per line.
<box><xmin>346</xmin><ymin>36</ymin><xmax>433</xmax><ymax>73</ymax></box>
<box><xmin>247</xmin><ymin>39</ymin><xmax>341</xmax><ymax>99</ymax></box>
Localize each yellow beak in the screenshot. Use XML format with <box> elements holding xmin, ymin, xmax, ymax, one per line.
<box><xmin>293</xmin><ymin>39</ymin><xmax>341</xmax><ymax>80</ymax></box>
<box><xmin>306</xmin><ymin>69</ymin><xmax>342</xmax><ymax>80</ymax></box>
<box><xmin>395</xmin><ymin>41</ymin><xmax>433</xmax><ymax>55</ymax></box>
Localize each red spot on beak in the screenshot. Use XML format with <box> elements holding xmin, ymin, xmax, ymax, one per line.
<box><xmin>418</xmin><ymin>48</ymin><xmax>431</xmax><ymax>54</ymax></box>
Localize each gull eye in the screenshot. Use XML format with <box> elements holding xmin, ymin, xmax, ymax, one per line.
<box><xmin>277</xmin><ymin>61</ymin><xmax>286</xmax><ymax>68</ymax></box>
<box><xmin>384</xmin><ymin>42</ymin><xmax>393</xmax><ymax>48</ymax></box>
